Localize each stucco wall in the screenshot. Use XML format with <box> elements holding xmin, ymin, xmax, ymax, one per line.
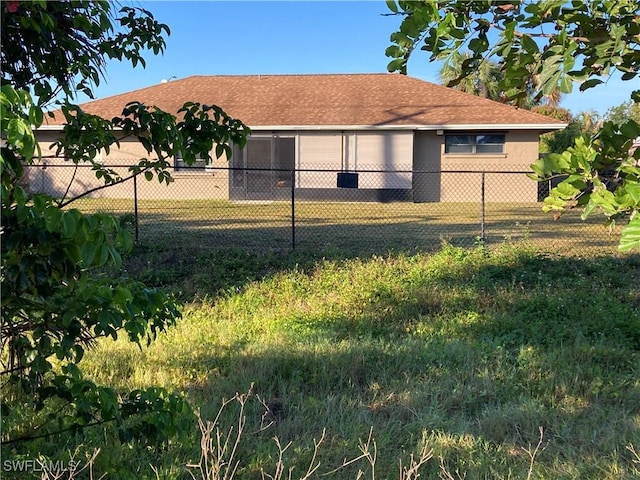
<box><xmin>33</xmin><ymin>128</ymin><xmax>542</xmax><ymax>203</ymax></box>
<box><xmin>413</xmin><ymin>130</ymin><xmax>542</xmax><ymax>203</ymax></box>
<box><xmin>32</xmin><ymin>132</ymin><xmax>230</xmax><ymax>200</ymax></box>
<box><xmin>412</xmin><ymin>131</ymin><xmax>442</xmax><ymax>202</ymax></box>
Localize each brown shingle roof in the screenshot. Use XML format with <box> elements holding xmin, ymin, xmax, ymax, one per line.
<box><xmin>45</xmin><ymin>73</ymin><xmax>565</xmax><ymax>129</ymax></box>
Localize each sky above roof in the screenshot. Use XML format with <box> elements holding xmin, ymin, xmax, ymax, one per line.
<box><xmin>84</xmin><ymin>1</ymin><xmax>635</xmax><ymax>117</ymax></box>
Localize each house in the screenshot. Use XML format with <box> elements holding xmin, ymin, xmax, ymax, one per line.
<box><xmin>34</xmin><ymin>74</ymin><xmax>566</xmax><ymax>202</ymax></box>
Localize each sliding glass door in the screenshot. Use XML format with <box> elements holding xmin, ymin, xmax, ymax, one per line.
<box><xmin>230</xmin><ymin>136</ymin><xmax>295</xmax><ymax>200</ymax></box>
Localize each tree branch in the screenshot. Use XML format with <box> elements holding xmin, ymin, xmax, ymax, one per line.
<box><xmin>1</xmin><ymin>415</ymin><xmax>114</xmax><ymax>446</ymax></box>
<box><xmin>57</xmin><ymin>163</ymin><xmax>155</xmax><ymax>208</ymax></box>
<box><xmin>487</xmin><ymin>21</ymin><xmax>607</xmax><ymax>43</ymax></box>
<box><xmin>59</xmin><ymin>163</ymin><xmax>79</xmax><ymax>206</ymax></box>
<box><xmin>0</xmin><ymin>364</ymin><xmax>29</xmax><ymax>376</ymax></box>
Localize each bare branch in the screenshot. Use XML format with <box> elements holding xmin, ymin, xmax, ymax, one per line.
<box><xmin>523</xmin><ymin>426</ymin><xmax>547</xmax><ymax>480</ymax></box>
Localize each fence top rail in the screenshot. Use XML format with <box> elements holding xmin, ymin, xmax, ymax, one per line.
<box><xmin>28</xmin><ymin>164</ymin><xmax>533</xmax><ymax>175</ymax></box>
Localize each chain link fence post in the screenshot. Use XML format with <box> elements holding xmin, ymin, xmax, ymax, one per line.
<box><xmin>480</xmin><ymin>171</ymin><xmax>486</xmax><ymax>245</ymax></box>
<box><xmin>133</xmin><ymin>173</ymin><xmax>139</xmax><ymax>243</ymax></box>
<box><xmin>291</xmin><ymin>167</ymin><xmax>296</xmax><ymax>250</ymax></box>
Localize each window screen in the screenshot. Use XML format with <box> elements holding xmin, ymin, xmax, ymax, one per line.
<box><xmin>174</xmin><ymin>151</ymin><xmax>212</xmax><ymax>172</ymax></box>
<box><xmin>445</xmin><ymin>134</ymin><xmax>505</xmax><ymax>154</ymax></box>
<box><xmin>476</xmin><ymin>135</ymin><xmax>505</xmax><ymax>153</ymax></box>
<box><xmin>445</xmin><ymin>135</ymin><xmax>474</xmax><ymax>153</ymax></box>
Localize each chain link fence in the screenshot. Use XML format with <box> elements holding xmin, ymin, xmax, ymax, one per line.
<box><xmin>23</xmin><ymin>163</ymin><xmax>621</xmax><ymax>256</ymax></box>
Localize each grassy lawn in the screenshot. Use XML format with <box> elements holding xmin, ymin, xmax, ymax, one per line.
<box><xmin>6</xmin><ymin>240</ymin><xmax>635</xmax><ymax>479</ymax></box>
<box><xmin>4</xmin><ymin>199</ymin><xmax>638</xmax><ymax>479</ymax></box>
<box><xmin>70</xmin><ymin>198</ymin><xmax>622</xmax><ymax>256</ymax></box>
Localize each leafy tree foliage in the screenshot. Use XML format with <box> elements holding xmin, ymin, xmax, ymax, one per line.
<box><xmin>1</xmin><ymin>1</ymin><xmax>249</xmax><ymax>446</ymax></box>
<box><xmin>538</xmin><ymin>109</ymin><xmax>601</xmax><ymax>154</ymax></box>
<box><xmin>531</xmin><ymin>105</ymin><xmax>573</xmax><ymax>123</ymax></box>
<box><xmin>605</xmin><ymin>100</ymin><xmax>640</xmax><ymax>127</ymax></box>
<box><xmin>541</xmin><ymin>121</ymin><xmax>586</xmax><ymax>155</ymax></box>
<box><xmin>439</xmin><ymin>51</ymin><xmax>503</xmax><ymax>101</ymax></box>
<box><xmin>440</xmin><ymin>52</ymin><xmax>564</xmax><ymax>108</ymax></box>
<box><xmin>386</xmin><ymin>0</ymin><xmax>640</xmax><ymax>250</ymax></box>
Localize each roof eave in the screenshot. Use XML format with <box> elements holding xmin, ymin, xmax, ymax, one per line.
<box><xmin>36</xmin><ymin>123</ymin><xmax>568</xmax><ymax>132</ymax></box>
<box><xmin>37</xmin><ymin>125</ymin><xmax>67</xmax><ymax>131</ymax></box>
<box><xmin>414</xmin><ymin>123</ymin><xmax>567</xmax><ymax>131</ymax></box>
<box><xmin>248</xmin><ymin>123</ymin><xmax>568</xmax><ymax>131</ymax></box>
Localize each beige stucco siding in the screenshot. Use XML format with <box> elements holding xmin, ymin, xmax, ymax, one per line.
<box><xmin>413</xmin><ymin>130</ymin><xmax>542</xmax><ymax>202</ymax></box>
<box><xmin>34</xmin><ymin>128</ymin><xmax>543</xmax><ymax>203</ymax></box>
<box><xmin>32</xmin><ymin>132</ymin><xmax>230</xmax><ymax>200</ymax></box>
<box><xmin>412</xmin><ymin>131</ymin><xmax>442</xmax><ymax>202</ymax></box>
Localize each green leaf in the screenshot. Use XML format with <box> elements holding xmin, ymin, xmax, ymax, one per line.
<box><xmin>63</xmin><ymin>362</ymin><xmax>83</xmax><ymax>380</ymax></box>
<box><xmin>521</xmin><ymin>34</ymin><xmax>539</xmax><ymax>54</ymax></box>
<box><xmin>619</xmin><ymin>216</ymin><xmax>640</xmax><ymax>252</ymax></box>
<box><xmin>581</xmin><ymin>198</ymin><xmax>598</xmax><ymax>220</ymax></box>
<box><xmin>43</xmin><ymin>206</ymin><xmax>62</xmax><ymax>232</ymax></box>
<box><xmin>579</xmin><ymin>78</ymin><xmax>604</xmax><ymax>91</ymax></box>
<box><xmin>620</xmin><ymin>120</ymin><xmax>640</xmax><ymax>140</ymax></box>
<box><xmin>387</xmin><ymin>58</ymin><xmax>406</xmax><ymax>72</ymax></box>
<box><xmin>61</xmin><ymin>211</ymin><xmax>79</xmax><ymax>237</ymax></box>
<box><xmin>559</xmin><ymin>74</ymin><xmax>573</xmax><ymax>94</ymax></box>
<box><xmin>31</xmin><ymin>356</ymin><xmax>52</xmax><ymax>374</ymax></box>
<box><xmin>554</xmin><ymin>180</ymin><xmax>580</xmax><ymax>199</ymax></box>
<box><xmin>385</xmin><ymin>45</ymin><xmax>403</xmax><ymax>58</ymax></box>
<box><xmin>215</xmin><ymin>143</ymin><xmax>225</xmax><ymax>159</ymax></box>
<box><xmin>623</xmin><ymin>181</ymin><xmax>640</xmax><ymax>206</ymax></box>
<box><xmin>96</xmin><ymin>243</ymin><xmax>110</xmax><ymax>266</ymax></box>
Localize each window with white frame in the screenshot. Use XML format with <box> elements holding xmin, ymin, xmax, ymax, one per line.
<box><xmin>445</xmin><ymin>134</ymin><xmax>505</xmax><ymax>154</ymax></box>
<box><xmin>174</xmin><ymin>151</ymin><xmax>213</xmax><ymax>172</ymax></box>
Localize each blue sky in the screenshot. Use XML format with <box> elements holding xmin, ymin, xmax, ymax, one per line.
<box><xmin>86</xmin><ymin>1</ymin><xmax>635</xmax><ymax>117</ymax></box>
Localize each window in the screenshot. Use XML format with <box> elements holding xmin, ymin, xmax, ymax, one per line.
<box><xmin>174</xmin><ymin>151</ymin><xmax>213</xmax><ymax>172</ymax></box>
<box><xmin>445</xmin><ymin>134</ymin><xmax>505</xmax><ymax>154</ymax></box>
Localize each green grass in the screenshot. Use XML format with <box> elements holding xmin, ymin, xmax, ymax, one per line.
<box><xmin>19</xmin><ymin>242</ymin><xmax>636</xmax><ymax>479</ymax></box>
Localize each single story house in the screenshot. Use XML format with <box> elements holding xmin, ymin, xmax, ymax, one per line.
<box><xmin>34</xmin><ymin>73</ymin><xmax>566</xmax><ymax>202</ymax></box>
